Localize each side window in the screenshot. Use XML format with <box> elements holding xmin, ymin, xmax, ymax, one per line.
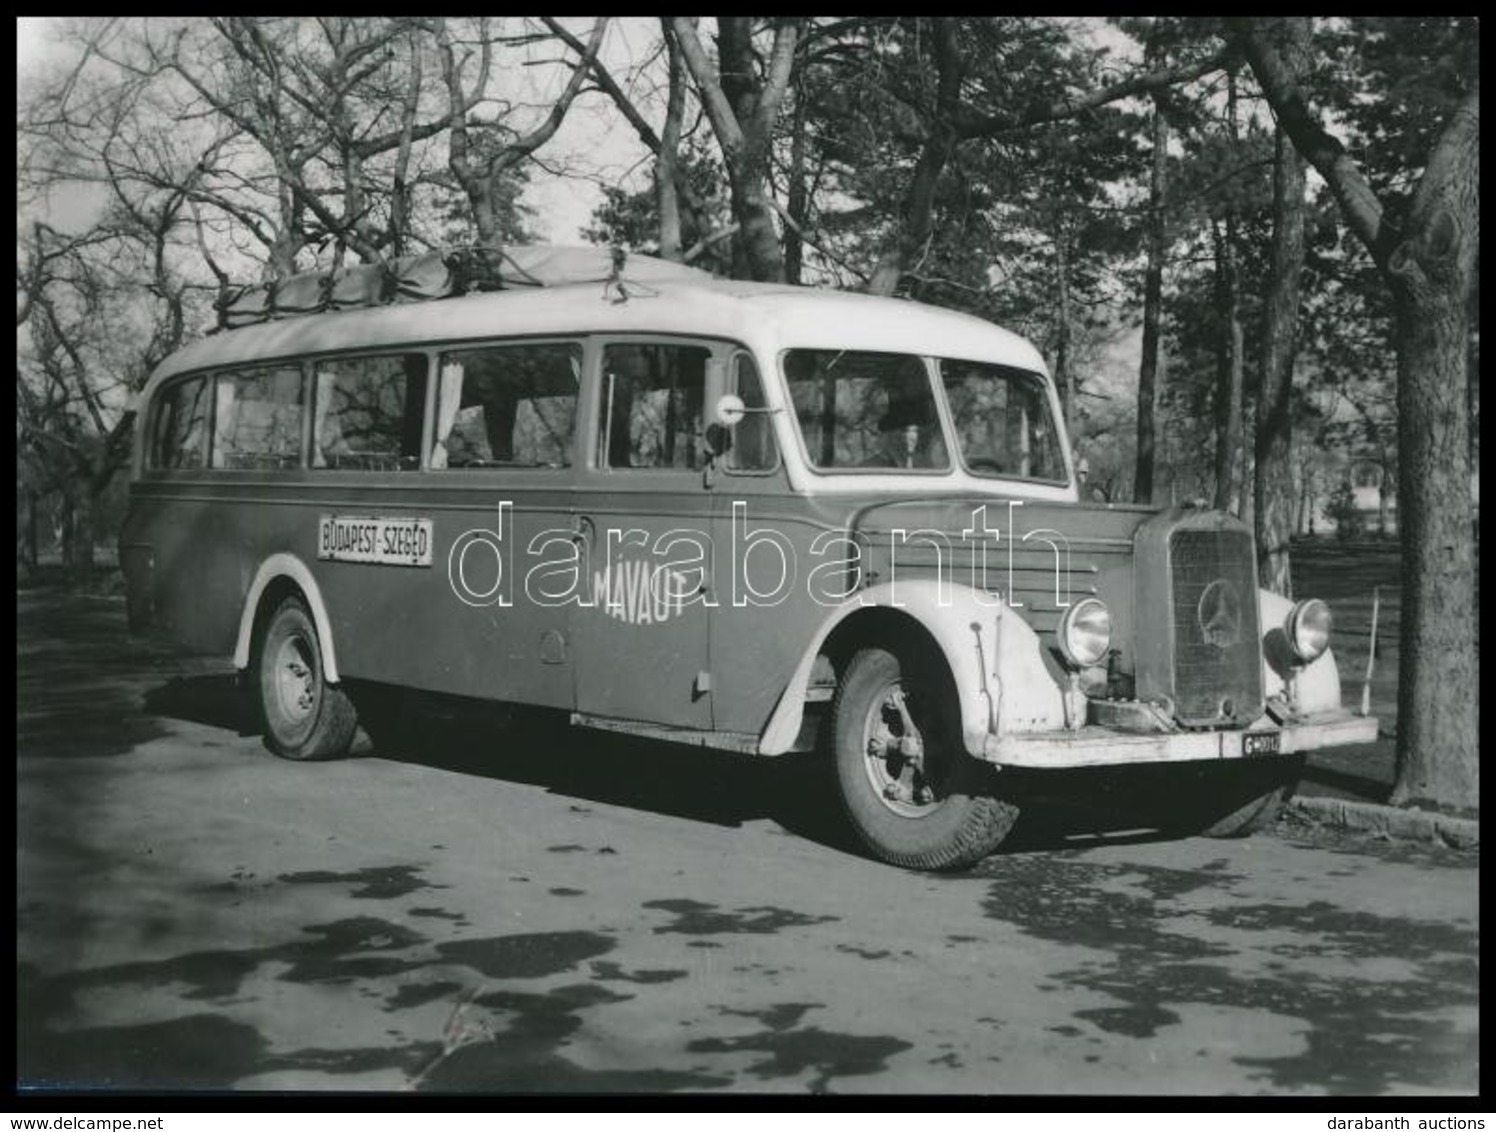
<box><xmin>313</xmin><ymin>353</ymin><xmax>427</xmax><ymax>471</ymax></box>
<box><xmin>600</xmin><ymin>342</ymin><xmax>709</xmax><ymax>471</ymax></box>
<box><xmin>939</xmin><ymin>360</ymin><xmax>1065</xmax><ymax>481</ymax></box>
<box><xmin>149</xmin><ymin>376</ymin><xmax>210</xmax><ymax>470</ymax></box>
<box><xmin>726</xmin><ymin>354</ymin><xmax>777</xmax><ymax>472</ymax></box>
<box><xmin>432</xmin><ymin>342</ymin><xmax>581</xmax><ymax>469</ymax></box>
<box><xmin>212</xmin><ymin>365</ymin><xmax>305</xmax><ymax>470</ymax></box>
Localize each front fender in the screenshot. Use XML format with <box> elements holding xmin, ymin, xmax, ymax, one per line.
<box><xmin>758</xmin><ymin>581</ymin><xmax>1066</xmax><ymax>757</ymax></box>
<box><xmin>1258</xmin><ymin>588</ymin><xmax>1342</xmax><ymax>714</ymax></box>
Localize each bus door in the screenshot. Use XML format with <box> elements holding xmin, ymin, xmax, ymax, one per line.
<box><xmin>569</xmin><ymin>338</ymin><xmax>720</xmax><ymax>730</ymax></box>
<box><xmin>374</xmin><ymin>340</ymin><xmax>583</xmax><ymax>708</ymax></box>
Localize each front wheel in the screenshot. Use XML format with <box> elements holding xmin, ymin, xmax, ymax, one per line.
<box><xmin>255</xmin><ymin>594</ymin><xmax>358</xmax><ymax>761</ymax></box>
<box><xmin>830</xmin><ymin>647</ymin><xmax>1017</xmax><ymax>870</ymax></box>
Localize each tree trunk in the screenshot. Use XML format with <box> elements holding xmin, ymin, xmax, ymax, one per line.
<box><xmin>671</xmin><ymin>17</ymin><xmax>798</xmax><ymax>284</ymax></box>
<box><xmin>718</xmin><ymin>17</ymin><xmax>784</xmax><ymax>283</ymax></box>
<box><xmin>1211</xmin><ymin>216</ymin><xmax>1245</xmax><ymax>514</ymax></box>
<box><xmin>1294</xmin><ymin>466</ymin><xmax>1308</xmax><ymax>536</ymax></box>
<box><xmin>655</xmin><ymin>22</ymin><xmax>686</xmax><ymax>263</ymax></box>
<box><xmin>25</xmin><ymin>489</ymin><xmax>39</xmax><ymax>574</ymax></box>
<box><xmin>73</xmin><ymin>489</ymin><xmax>95</xmax><ymax>587</ymax></box>
<box><xmin>389</xmin><ymin>31</ymin><xmax>423</xmax><ymax>258</ymax></box>
<box><xmin>1055</xmin><ymin>234</ymin><xmax>1075</xmax><ymax>432</ymax></box>
<box><xmin>865</xmin><ymin>134</ymin><xmax>946</xmax><ymax>296</ymax></box>
<box><xmin>866</xmin><ymin>20</ymin><xmax>962</xmax><ymax>298</ymax></box>
<box><xmin>267</xmin><ymin>225</ymin><xmax>300</xmax><ymax>280</ymax></box>
<box><xmin>57</xmin><ymin>493</ymin><xmax>74</xmax><ymax>571</ymax></box>
<box><xmin>729</xmin><ymin>160</ymin><xmax>786</xmax><ymax>283</ymax></box>
<box><xmin>1233</xmin><ymin>17</ymin><xmax>1478</xmax><ymax>810</ymax></box>
<box><xmin>1134</xmin><ymin>96</ymin><xmax>1169</xmax><ymax>506</ymax></box>
<box><xmin>784</xmin><ymin>83</ymin><xmax>808</xmax><ymax>286</ymax></box>
<box><xmin>1389</xmin><ymin>282</ymin><xmax>1477</xmax><ymax>809</ymax></box>
<box><xmin>1239</xmin><ymin>413</ymin><xmax>1255</xmax><ymax>529</ymax></box>
<box><xmin>1255</xmin><ymin>23</ymin><xmax>1308</xmax><ymax>594</ymax></box>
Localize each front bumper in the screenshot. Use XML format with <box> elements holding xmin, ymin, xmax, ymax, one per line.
<box><xmin>981</xmin><ymin>710</ymin><xmax>1379</xmax><ymax>769</ymax></box>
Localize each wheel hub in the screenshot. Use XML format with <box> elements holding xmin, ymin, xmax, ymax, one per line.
<box><xmin>864</xmin><ymin>684</ymin><xmax>940</xmax><ymax>817</ymax></box>
<box><xmin>274</xmin><ymin>637</ymin><xmax>317</xmax><ymax>723</ymax></box>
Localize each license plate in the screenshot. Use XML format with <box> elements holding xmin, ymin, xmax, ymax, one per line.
<box><xmin>318</xmin><ymin>515</ymin><xmax>433</xmax><ymax>567</ymax></box>
<box><xmin>1242</xmin><ymin>730</ymin><xmax>1281</xmax><ymax>757</ymax></box>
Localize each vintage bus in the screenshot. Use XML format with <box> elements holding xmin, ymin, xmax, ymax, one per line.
<box><xmin>121</xmin><ymin>246</ymin><xmax>1377</xmax><ymax>869</ymax></box>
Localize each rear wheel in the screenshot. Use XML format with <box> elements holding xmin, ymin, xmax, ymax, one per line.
<box><xmin>255</xmin><ymin>594</ymin><xmax>358</xmax><ymax>761</ymax></box>
<box><xmin>830</xmin><ymin>647</ymin><xmax>1017</xmax><ymax>869</ymax></box>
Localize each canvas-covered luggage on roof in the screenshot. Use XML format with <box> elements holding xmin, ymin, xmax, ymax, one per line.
<box><xmin>212</xmin><ymin>244</ymin><xmax>714</xmax><ymax>331</ymax></box>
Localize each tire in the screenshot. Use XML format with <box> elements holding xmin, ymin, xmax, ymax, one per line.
<box><xmin>1196</xmin><ymin>756</ymin><xmax>1304</xmax><ymax>838</ymax></box>
<box><xmin>348</xmin><ymin>685</ymin><xmax>412</xmax><ymax>755</ymax></box>
<box><xmin>254</xmin><ymin>594</ymin><xmax>358</xmax><ymax>761</ymax></box>
<box><xmin>830</xmin><ymin>647</ymin><xmax>1017</xmax><ymax>870</ymax></box>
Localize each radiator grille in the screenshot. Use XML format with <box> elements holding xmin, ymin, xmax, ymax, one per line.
<box><xmin>1169</xmin><ymin>528</ymin><xmax>1262</xmax><ymax>724</ymax></box>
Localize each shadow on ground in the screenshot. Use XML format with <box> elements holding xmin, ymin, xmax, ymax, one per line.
<box><xmin>24</xmin><ymin>586</ymin><xmax>1382</xmax><ymax>866</ymax></box>
<box><xmin>133</xmin><ymin>671</ymin><xmax>1205</xmax><ymax>862</ymax></box>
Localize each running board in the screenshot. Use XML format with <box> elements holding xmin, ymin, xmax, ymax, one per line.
<box><xmin>571</xmin><ymin>712</ymin><xmax>762</xmax><ymax>755</ymax></box>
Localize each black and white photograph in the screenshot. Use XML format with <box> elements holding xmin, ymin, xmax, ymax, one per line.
<box><xmin>15</xmin><ymin>16</ymin><xmax>1479</xmax><ymax>1101</ymax></box>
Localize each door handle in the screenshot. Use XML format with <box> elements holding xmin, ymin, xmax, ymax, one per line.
<box><xmin>572</xmin><ymin>514</ymin><xmax>595</xmax><ymax>544</ymax></box>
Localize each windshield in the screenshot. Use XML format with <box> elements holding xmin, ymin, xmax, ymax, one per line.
<box><xmin>783</xmin><ymin>349</ymin><xmax>949</xmax><ymax>471</ymax></box>
<box><xmin>782</xmin><ymin>349</ymin><xmax>1065</xmax><ymax>481</ymax></box>
<box><xmin>938</xmin><ymin>359</ymin><xmax>1066</xmax><ymax>481</ymax></box>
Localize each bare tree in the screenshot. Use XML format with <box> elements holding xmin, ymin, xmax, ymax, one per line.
<box><xmin>542</xmin><ymin>16</ymin><xmax>720</xmax><ymax>263</ymax></box>
<box><xmin>433</xmin><ymin>17</ymin><xmax>607</xmax><ymax>248</ymax></box>
<box><xmin>16</xmin><ymin>202</ymin><xmax>195</xmax><ymax>581</ymax></box>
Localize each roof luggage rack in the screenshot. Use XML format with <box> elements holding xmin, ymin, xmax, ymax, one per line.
<box><xmin>211</xmin><ymin>243</ymin><xmax>713</xmax><ymax>332</ymax></box>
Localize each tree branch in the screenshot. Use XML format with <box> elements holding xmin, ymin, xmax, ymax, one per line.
<box><xmin>1231</xmin><ymin>19</ymin><xmax>1393</xmax><ymax>268</ymax></box>
<box><xmin>957</xmin><ymin>48</ymin><xmax>1230</xmax><ymax>140</ymax></box>
<box><xmin>765</xmin><ymin>195</ymin><xmax>867</xmax><ymax>282</ymax></box>
<box><xmin>671</xmin><ymin>18</ymin><xmax>746</xmax><ymax>158</ymax></box>
<box><xmin>497</xmin><ymin>18</ymin><xmax>608</xmax><ymax>166</ymax></box>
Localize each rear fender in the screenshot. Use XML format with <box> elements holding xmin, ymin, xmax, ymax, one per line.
<box><xmin>233</xmin><ymin>554</ymin><xmax>341</xmax><ymax>682</ymax></box>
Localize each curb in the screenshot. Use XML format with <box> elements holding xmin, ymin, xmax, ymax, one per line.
<box><xmin>1289</xmin><ymin>794</ymin><xmax>1479</xmax><ymax>849</ymax></box>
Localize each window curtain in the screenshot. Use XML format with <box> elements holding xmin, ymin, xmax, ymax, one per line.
<box><xmin>430</xmin><ymin>363</ymin><xmax>464</xmax><ymax>469</ymax></box>
<box><xmin>313</xmin><ymin>371</ymin><xmax>335</xmax><ymax>467</ymax></box>
<box><xmin>212</xmin><ymin>378</ymin><xmax>239</xmax><ymax>468</ymax></box>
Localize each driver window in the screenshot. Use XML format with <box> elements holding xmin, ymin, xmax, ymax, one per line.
<box><xmin>598</xmin><ymin>342</ymin><xmax>709</xmax><ymax>471</ymax></box>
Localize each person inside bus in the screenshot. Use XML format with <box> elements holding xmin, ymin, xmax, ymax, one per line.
<box><xmin>863</xmin><ymin>395</ymin><xmax>946</xmax><ymax>469</ymax></box>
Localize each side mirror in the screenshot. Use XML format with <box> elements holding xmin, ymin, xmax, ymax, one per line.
<box><xmin>705</xmin><ymin>422</ymin><xmax>733</xmax><ymax>458</ymax></box>
<box><xmin>714</xmin><ymin>393</ymin><xmax>747</xmax><ymax>427</ymax></box>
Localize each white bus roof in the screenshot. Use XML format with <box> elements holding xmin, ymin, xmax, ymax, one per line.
<box><xmin>144</xmin><ymin>278</ymin><xmax>1048</xmax><ymax>396</ymax></box>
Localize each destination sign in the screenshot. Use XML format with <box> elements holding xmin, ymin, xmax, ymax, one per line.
<box><xmin>318</xmin><ymin>515</ymin><xmax>433</xmax><ymax>567</ymax></box>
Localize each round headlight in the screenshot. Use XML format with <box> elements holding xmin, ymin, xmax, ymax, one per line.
<box><xmin>1056</xmin><ymin>597</ymin><xmax>1112</xmax><ymax>669</ymax></box>
<box><xmin>1286</xmin><ymin>598</ymin><xmax>1331</xmax><ymax>663</ymax></box>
